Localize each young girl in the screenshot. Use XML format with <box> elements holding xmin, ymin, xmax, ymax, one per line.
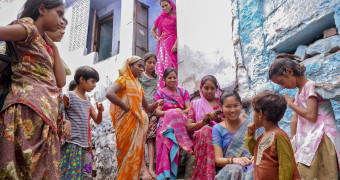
<box><xmin>139</xmin><ymin>53</ymin><xmax>159</xmax><ymax>180</ymax></box>
<box><xmin>246</xmin><ymin>90</ymin><xmax>300</xmax><ymax>180</ymax></box>
<box><xmin>212</xmin><ymin>91</ymin><xmax>255</xmax><ymax>180</ymax></box>
<box><xmin>0</xmin><ymin>0</ymin><xmax>66</xmax><ymax>179</ymax></box>
<box><xmin>61</xmin><ymin>66</ymin><xmax>104</xmax><ymax>179</ymax></box>
<box><xmin>268</xmin><ymin>54</ymin><xmax>340</xmax><ymax>179</ymax></box>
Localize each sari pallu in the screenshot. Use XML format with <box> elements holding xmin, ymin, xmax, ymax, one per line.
<box><xmin>156</xmin><ymin>87</ymin><xmax>193</xmax><ymax>180</ymax></box>
<box><xmin>214</xmin><ymin>119</ymin><xmax>255</xmax><ymax>180</ymax></box>
<box><xmin>110</xmin><ymin>56</ymin><xmax>146</xmax><ymax>180</ymax></box>
<box><xmin>154</xmin><ymin>0</ymin><xmax>178</xmax><ymax>89</ymax></box>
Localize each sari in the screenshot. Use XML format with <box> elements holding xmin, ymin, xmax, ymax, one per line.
<box><xmin>213</xmin><ymin>119</ymin><xmax>256</xmax><ymax>180</ymax></box>
<box><xmin>189</xmin><ymin>75</ymin><xmax>222</xmax><ymax>180</ymax></box>
<box><xmin>155</xmin><ymin>87</ymin><xmax>193</xmax><ymax>180</ymax></box>
<box><xmin>154</xmin><ymin>0</ymin><xmax>178</xmax><ymax>89</ymax></box>
<box><xmin>109</xmin><ymin>56</ymin><xmax>147</xmax><ymax>180</ymax></box>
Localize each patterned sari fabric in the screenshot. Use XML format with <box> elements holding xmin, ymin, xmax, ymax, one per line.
<box><xmin>154</xmin><ymin>0</ymin><xmax>178</xmax><ymax>89</ymax></box>
<box><xmin>0</xmin><ymin>18</ymin><xmax>60</xmax><ymax>179</ymax></box>
<box><xmin>155</xmin><ymin>87</ymin><xmax>193</xmax><ymax>180</ymax></box>
<box><xmin>213</xmin><ymin>119</ymin><xmax>256</xmax><ymax>180</ymax></box>
<box><xmin>110</xmin><ymin>56</ymin><xmax>147</xmax><ymax>180</ymax></box>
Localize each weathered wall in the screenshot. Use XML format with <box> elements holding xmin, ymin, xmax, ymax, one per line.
<box><xmin>232</xmin><ymin>0</ymin><xmax>340</xmax><ymax>134</ymax></box>
<box><xmin>177</xmin><ymin>0</ymin><xmax>236</xmax><ymax>93</ymax></box>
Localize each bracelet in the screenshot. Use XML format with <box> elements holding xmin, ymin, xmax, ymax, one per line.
<box><xmin>231</xmin><ymin>156</ymin><xmax>236</xmax><ymax>164</ymax></box>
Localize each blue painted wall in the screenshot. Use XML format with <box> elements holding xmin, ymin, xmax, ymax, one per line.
<box><xmin>235</xmin><ymin>0</ymin><xmax>340</xmax><ymax>134</ymax></box>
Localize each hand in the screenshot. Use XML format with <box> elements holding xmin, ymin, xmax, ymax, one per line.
<box><xmin>209</xmin><ymin>111</ymin><xmax>219</xmax><ymax>121</ymax></box>
<box><xmin>202</xmin><ymin>113</ymin><xmax>211</xmax><ymax>125</ymax></box>
<box><xmin>284</xmin><ymin>94</ymin><xmax>295</xmax><ymax>107</ymax></box>
<box><xmin>175</xmin><ymin>108</ymin><xmax>184</xmax><ymax>116</ymax></box>
<box><xmin>247</xmin><ymin>122</ymin><xmax>256</xmax><ymax>137</ymax></box>
<box><xmin>171</xmin><ymin>43</ymin><xmax>177</xmax><ymax>53</ymax></box>
<box><xmin>234</xmin><ymin>157</ymin><xmax>252</xmax><ymax>167</ymax></box>
<box><xmin>153</xmin><ymin>99</ymin><xmax>164</xmax><ymax>109</ymax></box>
<box><xmin>96</xmin><ymin>102</ymin><xmax>104</xmax><ymax>113</ymax></box>
<box><xmin>123</xmin><ymin>103</ymin><xmax>130</xmax><ymax>112</ymax></box>
<box><xmin>87</xmin><ymin>138</ymin><xmax>92</xmax><ymax>153</ymax></box>
<box><xmin>62</xmin><ymin>119</ymin><xmax>71</xmax><ymax>140</ymax></box>
<box><xmin>43</xmin><ymin>33</ymin><xmax>56</xmax><ymax>49</ymax></box>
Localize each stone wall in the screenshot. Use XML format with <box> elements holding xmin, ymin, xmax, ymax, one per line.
<box><xmin>231</xmin><ymin>0</ymin><xmax>340</xmax><ymax>134</ymax></box>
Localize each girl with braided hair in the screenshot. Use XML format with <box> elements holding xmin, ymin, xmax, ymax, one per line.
<box><xmin>268</xmin><ymin>53</ymin><xmax>340</xmax><ymax>179</ymax></box>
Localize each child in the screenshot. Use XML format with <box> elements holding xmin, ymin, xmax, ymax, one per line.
<box><xmin>139</xmin><ymin>53</ymin><xmax>159</xmax><ymax>180</ymax></box>
<box><xmin>268</xmin><ymin>54</ymin><xmax>340</xmax><ymax>179</ymax></box>
<box><xmin>61</xmin><ymin>66</ymin><xmax>104</xmax><ymax>179</ymax></box>
<box><xmin>0</xmin><ymin>0</ymin><xmax>66</xmax><ymax>179</ymax></box>
<box><xmin>246</xmin><ymin>90</ymin><xmax>300</xmax><ymax>180</ymax></box>
<box><xmin>46</xmin><ymin>17</ymin><xmax>72</xmax><ymax>145</ymax></box>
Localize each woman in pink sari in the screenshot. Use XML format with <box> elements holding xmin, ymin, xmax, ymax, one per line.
<box><xmin>186</xmin><ymin>75</ymin><xmax>222</xmax><ymax>180</ymax></box>
<box><xmin>155</xmin><ymin>67</ymin><xmax>193</xmax><ymax>179</ymax></box>
<box><xmin>151</xmin><ymin>0</ymin><xmax>178</xmax><ymax>89</ymax></box>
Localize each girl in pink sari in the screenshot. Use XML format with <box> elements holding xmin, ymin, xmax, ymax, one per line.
<box><xmin>155</xmin><ymin>68</ymin><xmax>193</xmax><ymax>179</ymax></box>
<box><xmin>151</xmin><ymin>0</ymin><xmax>178</xmax><ymax>89</ymax></box>
<box><xmin>186</xmin><ymin>75</ymin><xmax>222</xmax><ymax>180</ymax></box>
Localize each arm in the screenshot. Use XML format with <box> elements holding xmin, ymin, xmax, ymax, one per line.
<box><xmin>151</xmin><ymin>25</ymin><xmax>160</xmax><ymax>40</ymax></box>
<box><xmin>276</xmin><ymin>135</ymin><xmax>296</xmax><ymax>180</ymax></box>
<box><xmin>105</xmin><ymin>83</ymin><xmax>130</xmax><ymax>111</ymax></box>
<box><xmin>142</xmin><ymin>96</ymin><xmax>162</xmax><ymax>112</ymax></box>
<box><xmin>90</xmin><ymin>102</ymin><xmax>104</xmax><ymax>124</ymax></box>
<box><xmin>245</xmin><ymin>122</ymin><xmax>257</xmax><ymax>155</ymax></box>
<box><xmin>290</xmin><ymin>113</ymin><xmax>298</xmax><ymax>138</ymax></box>
<box><xmin>213</xmin><ymin>145</ymin><xmax>231</xmax><ymax>167</ymax></box>
<box><xmin>155</xmin><ymin>104</ymin><xmax>166</xmax><ymax>117</ymax></box>
<box><xmin>285</xmin><ymin>94</ymin><xmax>318</xmax><ymax>122</ymax></box>
<box><xmin>44</xmin><ymin>34</ymin><xmax>66</xmax><ymax>88</ymax></box>
<box><xmin>183</xmin><ymin>102</ymin><xmax>191</xmax><ymax>114</ymax></box>
<box><xmin>0</xmin><ymin>24</ymin><xmax>27</xmax><ymax>41</ymax></box>
<box><xmin>186</xmin><ymin>109</ymin><xmax>210</xmax><ymax>133</ymax></box>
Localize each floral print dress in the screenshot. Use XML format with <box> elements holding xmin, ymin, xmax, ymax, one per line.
<box><xmin>0</xmin><ymin>18</ymin><xmax>60</xmax><ymax>179</ymax></box>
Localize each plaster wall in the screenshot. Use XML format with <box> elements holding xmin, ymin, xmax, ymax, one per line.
<box><xmin>177</xmin><ymin>0</ymin><xmax>236</xmax><ymax>93</ymax></box>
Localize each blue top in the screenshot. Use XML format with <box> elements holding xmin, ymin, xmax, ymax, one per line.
<box><xmin>212</xmin><ymin>124</ymin><xmax>235</xmax><ymax>155</ymax></box>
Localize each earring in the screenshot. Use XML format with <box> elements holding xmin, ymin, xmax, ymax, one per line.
<box><xmin>259</xmin><ymin>116</ymin><xmax>262</xmax><ymax>122</ymax></box>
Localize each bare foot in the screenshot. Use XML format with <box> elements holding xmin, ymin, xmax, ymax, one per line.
<box><xmin>149</xmin><ymin>169</ymin><xmax>157</xmax><ymax>179</ymax></box>
<box><xmin>142</xmin><ymin>169</ymin><xmax>152</xmax><ymax>180</ymax></box>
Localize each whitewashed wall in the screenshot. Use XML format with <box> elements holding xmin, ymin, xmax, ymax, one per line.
<box><xmin>177</xmin><ymin>0</ymin><xmax>236</xmax><ymax>93</ymax></box>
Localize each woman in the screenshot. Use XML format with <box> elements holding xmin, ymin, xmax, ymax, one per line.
<box><xmin>151</xmin><ymin>0</ymin><xmax>178</xmax><ymax>89</ymax></box>
<box><xmin>186</xmin><ymin>75</ymin><xmax>222</xmax><ymax>180</ymax></box>
<box><xmin>213</xmin><ymin>91</ymin><xmax>261</xmax><ymax>180</ymax></box>
<box><xmin>155</xmin><ymin>67</ymin><xmax>193</xmax><ymax>180</ymax></box>
<box><xmin>106</xmin><ymin>56</ymin><xmax>162</xmax><ymax>180</ymax></box>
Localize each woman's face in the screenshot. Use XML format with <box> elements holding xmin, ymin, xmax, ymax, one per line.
<box><xmin>41</xmin><ymin>5</ymin><xmax>65</xmax><ymax>32</ymax></box>
<box><xmin>46</xmin><ymin>23</ymin><xmax>66</xmax><ymax>42</ymax></box>
<box><xmin>145</xmin><ymin>57</ymin><xmax>156</xmax><ymax>74</ymax></box>
<box><xmin>161</xmin><ymin>1</ymin><xmax>173</xmax><ymax>14</ymax></box>
<box><xmin>130</xmin><ymin>60</ymin><xmax>145</xmax><ymax>78</ymax></box>
<box><xmin>201</xmin><ymin>80</ymin><xmax>217</xmax><ymax>101</ymax></box>
<box><xmin>164</xmin><ymin>71</ymin><xmax>177</xmax><ymax>89</ymax></box>
<box><xmin>221</xmin><ymin>96</ymin><xmax>242</xmax><ymax>122</ymax></box>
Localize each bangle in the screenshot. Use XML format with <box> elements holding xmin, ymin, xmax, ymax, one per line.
<box><xmin>231</xmin><ymin>156</ymin><xmax>236</xmax><ymax>164</ymax></box>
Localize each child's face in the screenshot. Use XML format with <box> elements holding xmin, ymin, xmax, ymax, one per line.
<box><xmin>201</xmin><ymin>80</ymin><xmax>217</xmax><ymax>101</ymax></box>
<box><xmin>221</xmin><ymin>96</ymin><xmax>241</xmax><ymax>122</ymax></box>
<box><xmin>45</xmin><ymin>23</ymin><xmax>66</xmax><ymax>42</ymax></box>
<box><xmin>252</xmin><ymin>108</ymin><xmax>263</xmax><ymax>128</ymax></box>
<box><xmin>145</xmin><ymin>57</ymin><xmax>156</xmax><ymax>74</ymax></box>
<box><xmin>130</xmin><ymin>60</ymin><xmax>145</xmax><ymax>78</ymax></box>
<box><xmin>81</xmin><ymin>77</ymin><xmax>97</xmax><ymax>92</ymax></box>
<box><xmin>271</xmin><ymin>69</ymin><xmax>297</xmax><ymax>89</ymax></box>
<box><xmin>40</xmin><ymin>5</ymin><xmax>65</xmax><ymax>32</ymax></box>
<box><xmin>164</xmin><ymin>71</ymin><xmax>177</xmax><ymax>89</ymax></box>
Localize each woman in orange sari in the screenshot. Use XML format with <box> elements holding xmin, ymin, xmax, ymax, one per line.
<box><xmin>106</xmin><ymin>56</ymin><xmax>163</xmax><ymax>180</ymax></box>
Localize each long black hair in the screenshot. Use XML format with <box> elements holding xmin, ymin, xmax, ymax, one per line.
<box><xmin>20</xmin><ymin>0</ymin><xmax>64</xmax><ymax>20</ymax></box>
